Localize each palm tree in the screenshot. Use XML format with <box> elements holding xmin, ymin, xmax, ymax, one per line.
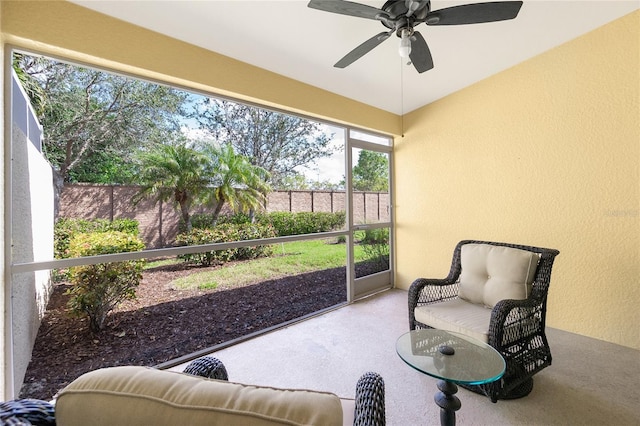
<box><xmin>204</xmin><ymin>143</ymin><xmax>271</xmax><ymax>225</ymax></box>
<box><xmin>134</xmin><ymin>143</ymin><xmax>210</xmax><ymax>231</ymax></box>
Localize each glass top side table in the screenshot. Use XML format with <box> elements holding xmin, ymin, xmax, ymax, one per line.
<box><xmin>396</xmin><ymin>329</ymin><xmax>505</xmax><ymax>426</ymax></box>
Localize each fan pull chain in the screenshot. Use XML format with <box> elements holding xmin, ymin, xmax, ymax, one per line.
<box><xmin>400</xmin><ymin>58</ymin><xmax>405</xmax><ymax>138</ymax></box>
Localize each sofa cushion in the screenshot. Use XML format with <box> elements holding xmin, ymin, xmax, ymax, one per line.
<box><xmin>55</xmin><ymin>366</ymin><xmax>344</xmax><ymax>426</ymax></box>
<box><xmin>340</xmin><ymin>398</ymin><xmax>355</xmax><ymax>425</ymax></box>
<box><xmin>458</xmin><ymin>244</ymin><xmax>539</xmax><ymax>308</ymax></box>
<box><xmin>414</xmin><ymin>298</ymin><xmax>492</xmax><ymax>343</ymax></box>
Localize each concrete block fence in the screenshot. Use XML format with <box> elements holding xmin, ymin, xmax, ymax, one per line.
<box><xmin>59</xmin><ymin>184</ymin><xmax>390</xmax><ymax>249</ymax></box>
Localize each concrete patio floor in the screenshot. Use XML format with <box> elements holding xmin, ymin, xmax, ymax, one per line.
<box><xmin>170</xmin><ymin>289</ymin><xmax>640</xmax><ymax>425</ymax></box>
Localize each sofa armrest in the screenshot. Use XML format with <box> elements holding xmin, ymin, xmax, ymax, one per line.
<box><xmin>0</xmin><ymin>398</ymin><xmax>56</xmax><ymax>426</ymax></box>
<box><xmin>354</xmin><ymin>372</ymin><xmax>385</xmax><ymax>426</ymax></box>
<box><xmin>182</xmin><ymin>356</ymin><xmax>229</xmax><ymax>381</ymax></box>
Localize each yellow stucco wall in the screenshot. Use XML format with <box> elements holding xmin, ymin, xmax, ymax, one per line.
<box><xmin>395</xmin><ymin>11</ymin><xmax>639</xmax><ymax>350</ymax></box>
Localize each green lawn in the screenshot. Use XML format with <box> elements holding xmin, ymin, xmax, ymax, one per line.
<box><xmin>171</xmin><ymin>239</ymin><xmax>357</xmax><ymax>290</ymax></box>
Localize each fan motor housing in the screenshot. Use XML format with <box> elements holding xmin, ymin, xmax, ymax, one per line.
<box><xmin>380</xmin><ymin>0</ymin><xmax>431</xmax><ymax>32</ymax></box>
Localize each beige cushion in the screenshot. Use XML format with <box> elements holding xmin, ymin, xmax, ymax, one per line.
<box><xmin>55</xmin><ymin>366</ymin><xmax>344</xmax><ymax>426</ymax></box>
<box><xmin>340</xmin><ymin>399</ymin><xmax>355</xmax><ymax>425</ymax></box>
<box><xmin>414</xmin><ymin>298</ymin><xmax>492</xmax><ymax>343</ymax></box>
<box><xmin>458</xmin><ymin>244</ymin><xmax>539</xmax><ymax>308</ymax></box>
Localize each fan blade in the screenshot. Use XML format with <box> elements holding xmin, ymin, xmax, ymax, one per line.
<box><xmin>308</xmin><ymin>0</ymin><xmax>388</xmax><ymax>20</ymax></box>
<box><xmin>335</xmin><ymin>31</ymin><xmax>392</xmax><ymax>69</ymax></box>
<box><xmin>427</xmin><ymin>1</ymin><xmax>522</xmax><ymax>25</ymax></box>
<box><xmin>409</xmin><ymin>31</ymin><xmax>434</xmax><ymax>73</ymax></box>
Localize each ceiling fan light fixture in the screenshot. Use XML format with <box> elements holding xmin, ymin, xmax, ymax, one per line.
<box><xmin>426</xmin><ymin>15</ymin><xmax>440</xmax><ymax>25</ymax></box>
<box><xmin>398</xmin><ymin>29</ymin><xmax>412</xmax><ymax>59</ymax></box>
<box><xmin>405</xmin><ymin>0</ymin><xmax>420</xmax><ymax>17</ymax></box>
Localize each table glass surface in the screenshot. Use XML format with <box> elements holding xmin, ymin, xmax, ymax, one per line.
<box><xmin>396</xmin><ymin>330</ymin><xmax>505</xmax><ymax>385</ymax></box>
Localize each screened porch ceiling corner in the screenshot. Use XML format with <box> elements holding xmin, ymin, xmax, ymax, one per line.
<box><xmin>69</xmin><ymin>0</ymin><xmax>640</xmax><ymax>115</ymax></box>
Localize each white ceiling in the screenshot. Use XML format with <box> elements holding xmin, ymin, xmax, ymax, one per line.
<box><xmin>71</xmin><ymin>1</ymin><xmax>639</xmax><ymax>115</ymax></box>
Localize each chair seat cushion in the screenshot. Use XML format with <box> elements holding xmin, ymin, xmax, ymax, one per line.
<box><xmin>414</xmin><ymin>298</ymin><xmax>492</xmax><ymax>343</ymax></box>
<box><xmin>55</xmin><ymin>366</ymin><xmax>344</xmax><ymax>426</ymax></box>
<box><xmin>458</xmin><ymin>244</ymin><xmax>539</xmax><ymax>307</ymax></box>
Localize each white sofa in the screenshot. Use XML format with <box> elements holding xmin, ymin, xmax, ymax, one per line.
<box><xmin>2</xmin><ymin>356</ymin><xmax>386</xmax><ymax>426</ymax></box>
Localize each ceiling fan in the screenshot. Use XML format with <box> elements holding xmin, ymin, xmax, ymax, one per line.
<box><xmin>308</xmin><ymin>0</ymin><xmax>523</xmax><ymax>73</ymax></box>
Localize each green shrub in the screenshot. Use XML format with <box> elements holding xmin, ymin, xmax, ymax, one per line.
<box><xmin>175</xmin><ymin>223</ymin><xmax>276</xmax><ymax>266</ymax></box>
<box><xmin>362</xmin><ymin>227</ymin><xmax>389</xmax><ymax>245</ymax></box>
<box><xmin>235</xmin><ymin>223</ymin><xmax>277</xmax><ymax>260</ymax></box>
<box><xmin>258</xmin><ymin>211</ymin><xmax>345</xmax><ymax>236</ymax></box>
<box><xmin>215</xmin><ymin>212</ymin><xmax>253</xmax><ymax>226</ymax></box>
<box><xmin>188</xmin><ymin>211</ymin><xmax>345</xmax><ymax>237</ymax></box>
<box><xmin>54</xmin><ymin>218</ymin><xmax>139</xmax><ymax>259</ymax></box>
<box><xmin>360</xmin><ymin>228</ymin><xmax>390</xmax><ymax>270</ymax></box>
<box><xmin>66</xmin><ymin>231</ymin><xmax>145</xmax><ymax>332</ymax></box>
<box><xmin>175</xmin><ymin>227</ymin><xmax>239</xmax><ymax>266</ymax></box>
<box><xmin>54</xmin><ymin>218</ymin><xmax>139</xmax><ymax>282</ymax></box>
<box><xmin>189</xmin><ymin>212</ymin><xmax>253</xmax><ymax>231</ymax></box>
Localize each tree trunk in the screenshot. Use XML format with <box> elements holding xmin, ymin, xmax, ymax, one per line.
<box><xmin>51</xmin><ymin>166</ymin><xmax>64</xmax><ymax>219</ymax></box>
<box><xmin>180</xmin><ymin>201</ymin><xmax>192</xmax><ymax>232</ymax></box>
<box><xmin>211</xmin><ymin>200</ymin><xmax>225</xmax><ymax>227</ymax></box>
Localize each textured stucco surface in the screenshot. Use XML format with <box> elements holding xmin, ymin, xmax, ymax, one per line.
<box><xmin>395</xmin><ymin>11</ymin><xmax>639</xmax><ymax>349</ymax></box>
<box><xmin>11</xmin><ymin>126</ymin><xmax>55</xmax><ymax>396</ymax></box>
<box><xmin>1</xmin><ymin>22</ymin><xmax>6</xmax><ymax>399</ymax></box>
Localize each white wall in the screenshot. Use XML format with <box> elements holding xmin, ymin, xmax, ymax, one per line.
<box><xmin>9</xmin><ymin>74</ymin><xmax>55</xmax><ymax>397</ymax></box>
<box><xmin>1</xmin><ymin>19</ymin><xmax>7</xmax><ymax>399</ymax></box>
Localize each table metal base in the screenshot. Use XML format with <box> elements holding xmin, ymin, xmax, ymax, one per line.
<box><xmin>433</xmin><ymin>380</ymin><xmax>461</xmax><ymax>426</ymax></box>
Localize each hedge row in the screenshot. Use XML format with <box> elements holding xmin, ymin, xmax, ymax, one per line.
<box><xmin>257</xmin><ymin>211</ymin><xmax>345</xmax><ymax>236</ymax></box>
<box><xmin>175</xmin><ymin>223</ymin><xmax>277</xmax><ymax>267</ymax></box>
<box><xmin>191</xmin><ymin>211</ymin><xmax>346</xmax><ymax>237</ymax></box>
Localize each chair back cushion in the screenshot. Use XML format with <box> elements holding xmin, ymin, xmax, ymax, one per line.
<box><xmin>55</xmin><ymin>366</ymin><xmax>344</xmax><ymax>426</ymax></box>
<box><xmin>458</xmin><ymin>244</ymin><xmax>539</xmax><ymax>307</ymax></box>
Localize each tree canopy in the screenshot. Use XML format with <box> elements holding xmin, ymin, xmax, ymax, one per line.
<box><xmin>14</xmin><ymin>53</ymin><xmax>188</xmax><ymax>188</ymax></box>
<box><xmin>192</xmin><ymin>98</ymin><xmax>335</xmax><ymax>188</ymax></box>
<box><xmin>134</xmin><ymin>142</ymin><xmax>271</xmax><ymax>230</ymax></box>
<box><xmin>13</xmin><ymin>52</ymin><xmax>348</xmax><ymax>206</ymax></box>
<box><xmin>134</xmin><ymin>143</ymin><xmax>211</xmax><ymax>231</ymax></box>
<box><xmin>201</xmin><ymin>143</ymin><xmax>270</xmax><ymax>224</ymax></box>
<box><xmin>352</xmin><ymin>150</ymin><xmax>389</xmax><ymax>192</ymax></box>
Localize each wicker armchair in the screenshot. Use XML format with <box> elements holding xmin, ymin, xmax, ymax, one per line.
<box><xmin>408</xmin><ymin>240</ymin><xmax>559</xmax><ymax>402</ymax></box>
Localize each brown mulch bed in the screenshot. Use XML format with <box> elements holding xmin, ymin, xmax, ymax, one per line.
<box><xmin>18</xmin><ymin>260</ymin><xmax>385</xmax><ymax>401</ymax></box>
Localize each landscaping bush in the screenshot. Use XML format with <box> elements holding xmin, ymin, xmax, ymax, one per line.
<box><xmin>214</xmin><ymin>212</ymin><xmax>254</xmax><ymax>226</ymax></box>
<box><xmin>54</xmin><ymin>218</ymin><xmax>139</xmax><ymax>259</ymax></box>
<box><xmin>235</xmin><ymin>223</ymin><xmax>277</xmax><ymax>260</ymax></box>
<box><xmin>66</xmin><ymin>231</ymin><xmax>145</xmax><ymax>332</ymax></box>
<box><xmin>175</xmin><ymin>223</ymin><xmax>276</xmax><ymax>266</ymax></box>
<box><xmin>360</xmin><ymin>228</ymin><xmax>390</xmax><ymax>270</ymax></box>
<box><xmin>175</xmin><ymin>226</ymin><xmax>239</xmax><ymax>266</ymax></box>
<box><xmin>258</xmin><ymin>211</ymin><xmax>346</xmax><ymax>236</ymax></box>
<box><xmin>189</xmin><ymin>211</ymin><xmax>345</xmax><ymax>237</ymax></box>
<box><xmin>189</xmin><ymin>212</ymin><xmax>253</xmax><ymax>230</ymax></box>
<box><xmin>361</xmin><ymin>227</ymin><xmax>389</xmax><ymax>245</ymax></box>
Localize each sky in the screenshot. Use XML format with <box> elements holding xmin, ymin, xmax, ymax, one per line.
<box><xmin>295</xmin><ymin>124</ymin><xmax>346</xmax><ymax>185</ymax></box>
